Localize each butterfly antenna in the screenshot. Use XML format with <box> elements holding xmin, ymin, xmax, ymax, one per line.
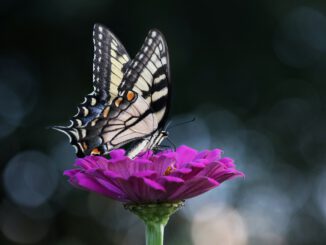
<box><xmin>165</xmin><ymin>120</ymin><xmax>173</xmax><ymax>129</ymax></box>
<box><xmin>165</xmin><ymin>137</ymin><xmax>176</xmax><ymax>151</ymax></box>
<box><xmin>166</xmin><ymin>117</ymin><xmax>196</xmax><ymax>130</ymax></box>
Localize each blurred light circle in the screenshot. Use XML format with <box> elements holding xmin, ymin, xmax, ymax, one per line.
<box><xmin>20</xmin><ymin>203</ymin><xmax>57</xmax><ymax>220</ymax></box>
<box><xmin>315</xmin><ymin>168</ymin><xmax>326</xmax><ymax>222</ymax></box>
<box><xmin>0</xmin><ymin>83</ymin><xmax>24</xmax><ymax>124</ymax></box>
<box><xmin>239</xmin><ymin>186</ymin><xmax>291</xmax><ymax>239</ymax></box>
<box><xmin>299</xmin><ymin>120</ymin><xmax>326</xmax><ymax>166</ymax></box>
<box><xmin>0</xmin><ymin>203</ymin><xmax>50</xmax><ymax>244</ymax></box>
<box><xmin>182</xmin><ymin>181</ymin><xmax>242</xmax><ymax>221</ymax></box>
<box><xmin>274</xmin><ymin>6</ymin><xmax>326</xmax><ymax>67</ymax></box>
<box><xmin>50</xmin><ymin>140</ymin><xmax>75</xmax><ymax>172</ymax></box>
<box><xmin>0</xmin><ymin>83</ymin><xmax>24</xmax><ymax>138</ymax></box>
<box><xmin>268</xmin><ymin>98</ymin><xmax>316</xmax><ymax>135</ymax></box>
<box><xmin>191</xmin><ymin>205</ymin><xmax>248</xmax><ymax>245</ymax></box>
<box><xmin>4</xmin><ymin>151</ymin><xmax>59</xmax><ymax>207</ymax></box>
<box><xmin>0</xmin><ymin>57</ymin><xmax>39</xmax><ymax>116</ymax></box>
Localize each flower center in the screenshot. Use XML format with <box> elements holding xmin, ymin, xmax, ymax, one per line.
<box><xmin>164</xmin><ymin>164</ymin><xmax>175</xmax><ymax>176</ymax></box>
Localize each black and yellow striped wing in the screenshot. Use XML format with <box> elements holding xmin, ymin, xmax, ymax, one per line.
<box><xmin>53</xmin><ymin>24</ymin><xmax>131</xmax><ymax>156</ymax></box>
<box><xmin>54</xmin><ymin>26</ymin><xmax>171</xmax><ymax>158</ymax></box>
<box><xmin>84</xmin><ymin>29</ymin><xmax>171</xmax><ymax>157</ymax></box>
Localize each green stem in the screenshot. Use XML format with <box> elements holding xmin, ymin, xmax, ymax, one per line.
<box><xmin>124</xmin><ymin>202</ymin><xmax>184</xmax><ymax>245</ymax></box>
<box><xmin>145</xmin><ymin>222</ymin><xmax>165</xmax><ymax>245</ymax></box>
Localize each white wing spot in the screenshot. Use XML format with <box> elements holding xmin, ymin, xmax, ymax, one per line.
<box><xmin>148</xmin><ymin>39</ymin><xmax>153</xmax><ymax>45</ymax></box>
<box><xmin>98</xmin><ymin>41</ymin><xmax>102</xmax><ymax>47</ymax></box>
<box><xmin>99</xmin><ymin>34</ymin><xmax>103</xmax><ymax>40</ymax></box>
<box><xmin>91</xmin><ymin>119</ymin><xmax>98</xmax><ymax>127</ymax></box>
<box><xmin>154</xmin><ymin>74</ymin><xmax>166</xmax><ymax>84</ymax></box>
<box><xmin>99</xmin><ymin>26</ymin><xmax>103</xmax><ymax>32</ymax></box>
<box><xmin>144</xmin><ymin>46</ymin><xmax>148</xmax><ymax>52</ymax></box>
<box><xmin>80</xmin><ymin>129</ymin><xmax>87</xmax><ymax>138</ymax></box>
<box><xmin>75</xmin><ymin>119</ymin><xmax>82</xmax><ymax>126</ymax></box>
<box><xmin>82</xmin><ymin>107</ymin><xmax>89</xmax><ymax>116</ymax></box>
<box><xmin>139</xmin><ymin>54</ymin><xmax>144</xmax><ymax>60</ymax></box>
<box><xmin>152</xmin><ymin>87</ymin><xmax>168</xmax><ymax>102</ymax></box>
<box><xmin>91</xmin><ymin>98</ymin><xmax>97</xmax><ymax>106</ymax></box>
<box><xmin>159</xmin><ymin>43</ymin><xmax>163</xmax><ymax>51</ymax></box>
<box><xmin>97</xmin><ymin>66</ymin><xmax>100</xmax><ymax>72</ymax></box>
<box><xmin>151</xmin><ymin>31</ymin><xmax>157</xmax><ymax>37</ymax></box>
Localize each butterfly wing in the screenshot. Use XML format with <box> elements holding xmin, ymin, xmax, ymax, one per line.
<box><xmin>53</xmin><ymin>24</ymin><xmax>131</xmax><ymax>156</ymax></box>
<box><xmin>92</xmin><ymin>29</ymin><xmax>171</xmax><ymax>156</ymax></box>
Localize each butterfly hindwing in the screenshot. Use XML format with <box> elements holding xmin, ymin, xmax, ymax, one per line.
<box><xmin>53</xmin><ymin>24</ymin><xmax>131</xmax><ymax>156</ymax></box>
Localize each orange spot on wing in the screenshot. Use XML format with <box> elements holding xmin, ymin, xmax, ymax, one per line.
<box><xmin>102</xmin><ymin>107</ymin><xmax>110</xmax><ymax>118</ymax></box>
<box><xmin>82</xmin><ymin>142</ymin><xmax>88</xmax><ymax>150</ymax></box>
<box><xmin>91</xmin><ymin>148</ymin><xmax>101</xmax><ymax>155</ymax></box>
<box><xmin>91</xmin><ymin>118</ymin><xmax>99</xmax><ymax>126</ymax></box>
<box><xmin>115</xmin><ymin>97</ymin><xmax>123</xmax><ymax>107</ymax></box>
<box><xmin>127</xmin><ymin>91</ymin><xmax>135</xmax><ymax>101</ymax></box>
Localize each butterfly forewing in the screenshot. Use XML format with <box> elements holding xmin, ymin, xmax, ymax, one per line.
<box><xmin>96</xmin><ymin>29</ymin><xmax>171</xmax><ymax>154</ymax></box>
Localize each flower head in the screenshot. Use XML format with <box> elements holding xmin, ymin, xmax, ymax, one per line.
<box><xmin>64</xmin><ymin>145</ymin><xmax>244</xmax><ymax>204</ymax></box>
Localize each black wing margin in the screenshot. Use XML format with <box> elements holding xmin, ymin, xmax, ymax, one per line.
<box><xmin>119</xmin><ymin>29</ymin><xmax>171</xmax><ymax>130</ymax></box>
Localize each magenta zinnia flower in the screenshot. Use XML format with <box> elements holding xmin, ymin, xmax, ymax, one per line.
<box><xmin>64</xmin><ymin>145</ymin><xmax>244</xmax><ymax>203</ymax></box>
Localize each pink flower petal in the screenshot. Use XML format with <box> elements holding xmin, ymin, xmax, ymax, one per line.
<box><xmin>72</xmin><ymin>172</ymin><xmax>128</xmax><ymax>202</ymax></box>
<box><xmin>169</xmin><ymin>176</ymin><xmax>219</xmax><ymax>200</ymax></box>
<box><xmin>64</xmin><ymin>145</ymin><xmax>243</xmax><ymax>203</ymax></box>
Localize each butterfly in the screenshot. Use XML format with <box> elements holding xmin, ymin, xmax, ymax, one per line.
<box><xmin>53</xmin><ymin>24</ymin><xmax>171</xmax><ymax>158</ymax></box>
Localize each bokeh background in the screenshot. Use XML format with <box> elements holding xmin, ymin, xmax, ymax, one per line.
<box><xmin>1</xmin><ymin>0</ymin><xmax>326</xmax><ymax>244</ymax></box>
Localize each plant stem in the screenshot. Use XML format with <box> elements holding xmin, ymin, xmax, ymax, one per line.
<box><xmin>124</xmin><ymin>202</ymin><xmax>184</xmax><ymax>245</ymax></box>
<box><xmin>145</xmin><ymin>222</ymin><xmax>165</xmax><ymax>245</ymax></box>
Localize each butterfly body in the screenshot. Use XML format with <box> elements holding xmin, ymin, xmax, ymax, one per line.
<box><xmin>53</xmin><ymin>24</ymin><xmax>171</xmax><ymax>158</ymax></box>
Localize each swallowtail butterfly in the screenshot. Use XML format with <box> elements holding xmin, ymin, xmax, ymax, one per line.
<box><xmin>53</xmin><ymin>24</ymin><xmax>171</xmax><ymax>158</ymax></box>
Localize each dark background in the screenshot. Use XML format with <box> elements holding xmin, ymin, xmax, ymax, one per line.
<box><xmin>1</xmin><ymin>0</ymin><xmax>326</xmax><ymax>244</ymax></box>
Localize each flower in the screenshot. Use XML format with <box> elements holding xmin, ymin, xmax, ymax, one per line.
<box><xmin>64</xmin><ymin>145</ymin><xmax>244</xmax><ymax>204</ymax></box>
